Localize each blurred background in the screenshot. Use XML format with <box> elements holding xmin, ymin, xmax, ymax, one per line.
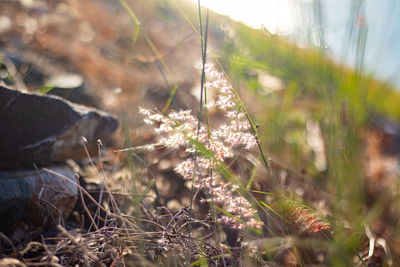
<box><xmin>1</xmin><ymin>0</ymin><xmax>400</xmax><ymax>265</ymax></box>
<box><xmin>193</xmin><ymin>0</ymin><xmax>400</xmax><ymax>88</ymax></box>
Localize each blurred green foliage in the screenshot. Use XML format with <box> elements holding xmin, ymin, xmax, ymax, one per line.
<box><xmin>214</xmin><ymin>14</ymin><xmax>399</xmax><ymax>265</ymax></box>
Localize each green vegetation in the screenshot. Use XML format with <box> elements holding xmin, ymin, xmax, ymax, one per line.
<box><xmin>116</xmin><ymin>0</ymin><xmax>400</xmax><ymax>265</ymax></box>
<box><xmin>213</xmin><ymin>7</ymin><xmax>399</xmax><ymax>266</ymax></box>
<box><xmin>2</xmin><ymin>0</ymin><xmax>399</xmax><ymax>265</ymax></box>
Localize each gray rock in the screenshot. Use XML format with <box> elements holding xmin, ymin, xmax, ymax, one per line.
<box><xmin>0</xmin><ymin>85</ymin><xmax>118</xmax><ymax>168</ymax></box>
<box><xmin>0</xmin><ymin>166</ymin><xmax>78</xmax><ymax>246</ymax></box>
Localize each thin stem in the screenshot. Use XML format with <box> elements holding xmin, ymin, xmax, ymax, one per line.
<box><xmin>189</xmin><ymin>3</ymin><xmax>209</xmax><ymax>263</ymax></box>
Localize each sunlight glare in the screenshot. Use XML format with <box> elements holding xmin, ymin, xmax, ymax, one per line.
<box><xmin>189</xmin><ymin>0</ymin><xmax>299</xmax><ymax>35</ymax></box>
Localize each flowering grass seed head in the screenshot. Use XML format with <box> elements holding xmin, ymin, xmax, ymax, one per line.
<box><xmin>139</xmin><ymin>64</ymin><xmax>261</xmax><ymax>230</ymax></box>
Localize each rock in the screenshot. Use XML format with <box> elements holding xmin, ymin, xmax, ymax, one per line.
<box><xmin>46</xmin><ymin>73</ymin><xmax>84</xmax><ymax>89</ymax></box>
<box><xmin>370</xmin><ymin>115</ymin><xmax>400</xmax><ymax>155</ymax></box>
<box><xmin>0</xmin><ymin>166</ymin><xmax>78</xmax><ymax>247</ymax></box>
<box><xmin>45</xmin><ymin>73</ymin><xmax>99</xmax><ymax>107</ymax></box>
<box><xmin>0</xmin><ymin>54</ymin><xmax>47</xmax><ymax>89</ymax></box>
<box><xmin>0</xmin><ymin>54</ymin><xmax>98</xmax><ymax>106</ymax></box>
<box><xmin>0</xmin><ymin>85</ymin><xmax>118</xmax><ymax>168</ymax></box>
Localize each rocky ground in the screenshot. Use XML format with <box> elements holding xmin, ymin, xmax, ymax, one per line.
<box><xmin>0</xmin><ymin>0</ymin><xmax>226</xmax><ymax>265</ymax></box>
